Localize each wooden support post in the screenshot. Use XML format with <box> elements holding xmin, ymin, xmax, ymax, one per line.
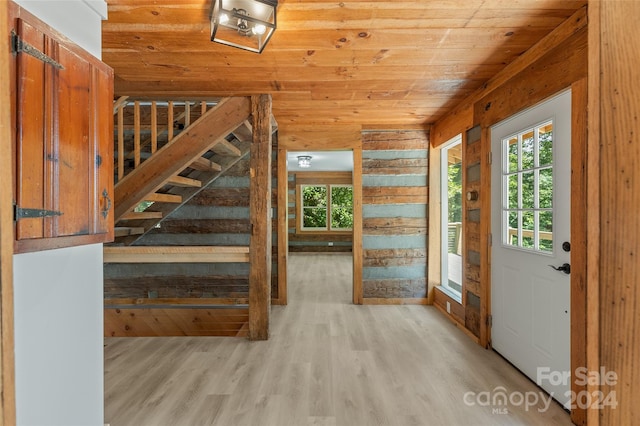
<box><xmin>590</xmin><ymin>2</ymin><xmax>640</xmax><ymax>425</ymax></box>
<box><xmin>0</xmin><ymin>2</ymin><xmax>16</xmax><ymax>422</ymax></box>
<box><xmin>248</xmin><ymin>94</ymin><xmax>272</xmax><ymax>340</ymax></box>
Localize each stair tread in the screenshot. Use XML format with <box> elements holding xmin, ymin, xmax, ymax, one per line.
<box><xmin>114</xmin><ymin>227</ymin><xmax>145</xmax><ymax>237</ymax></box>
<box><xmin>167</xmin><ymin>175</ymin><xmax>202</xmax><ymax>188</ymax></box>
<box><xmin>146</xmin><ymin>193</ymin><xmax>182</xmax><ymax>203</ymax></box>
<box><xmin>120</xmin><ymin>211</ymin><xmax>163</xmax><ymax>220</ymax></box>
<box><xmin>190</xmin><ymin>157</ymin><xmax>222</xmax><ymax>172</ymax></box>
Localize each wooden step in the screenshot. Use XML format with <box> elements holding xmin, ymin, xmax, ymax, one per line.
<box><xmin>190</xmin><ymin>157</ymin><xmax>222</xmax><ymax>172</ymax></box>
<box><xmin>212</xmin><ymin>139</ymin><xmax>241</xmax><ymax>157</ymax></box>
<box><xmin>103</xmin><ymin>246</ymin><xmax>250</xmax><ymax>263</ymax></box>
<box><xmin>145</xmin><ymin>193</ymin><xmax>182</xmax><ymax>203</ymax></box>
<box><xmin>119</xmin><ymin>211</ymin><xmax>163</xmax><ymax>220</ymax></box>
<box><xmin>167</xmin><ymin>176</ymin><xmax>202</xmax><ymax>188</ymax></box>
<box><xmin>114</xmin><ymin>227</ymin><xmax>145</xmax><ymax>237</ymax></box>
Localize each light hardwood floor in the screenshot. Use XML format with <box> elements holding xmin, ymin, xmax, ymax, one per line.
<box><xmin>104</xmin><ymin>253</ymin><xmax>572</xmax><ymax>426</ymax></box>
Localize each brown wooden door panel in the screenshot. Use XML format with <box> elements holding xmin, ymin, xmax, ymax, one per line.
<box><xmin>92</xmin><ymin>65</ymin><xmax>114</xmax><ymax>238</ymax></box>
<box><xmin>55</xmin><ymin>42</ymin><xmax>91</xmax><ymax>237</ymax></box>
<box><xmin>15</xmin><ymin>18</ymin><xmax>46</xmax><ymax>240</ymax></box>
<box><xmin>11</xmin><ymin>6</ymin><xmax>114</xmax><ymax>252</ymax></box>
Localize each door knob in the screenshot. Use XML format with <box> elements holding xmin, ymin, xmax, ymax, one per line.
<box><xmin>549</xmin><ymin>263</ymin><xmax>571</xmax><ymax>274</ymax></box>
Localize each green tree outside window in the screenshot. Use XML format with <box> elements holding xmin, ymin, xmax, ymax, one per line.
<box><xmin>301</xmin><ymin>184</ymin><xmax>353</xmax><ymax>230</ymax></box>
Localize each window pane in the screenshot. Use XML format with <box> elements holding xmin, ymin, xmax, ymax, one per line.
<box><xmin>522</xmin><ymin>210</ymin><xmax>534</xmax><ymax>248</ymax></box>
<box><xmin>303</xmin><ymin>207</ymin><xmax>327</xmax><ymax>228</ymax></box>
<box><xmin>539</xmin><ymin>123</ymin><xmax>553</xmax><ymax>167</ymax></box>
<box><xmin>522</xmin><ymin>130</ymin><xmax>535</xmax><ymax>170</ymax></box>
<box><xmin>539</xmin><ymin>167</ymin><xmax>553</xmax><ymax>209</ymax></box>
<box><xmin>522</xmin><ymin>171</ymin><xmax>534</xmax><ymax>209</ymax></box>
<box><xmin>539</xmin><ymin>210</ymin><xmax>553</xmax><ymax>252</ymax></box>
<box><xmin>508</xmin><ymin>174</ymin><xmax>519</xmax><ymax>209</ymax></box>
<box><xmin>508</xmin><ymin>137</ymin><xmax>519</xmax><ymax>172</ymax></box>
<box><xmin>448</xmin><ymin>161</ymin><xmax>462</xmax><ymax>223</ymax></box>
<box><xmin>507</xmin><ymin>211</ymin><xmax>519</xmax><ymax>247</ymax></box>
<box><xmin>331</xmin><ymin>186</ymin><xmax>353</xmax><ymax>208</ymax></box>
<box><xmin>303</xmin><ymin>186</ymin><xmax>327</xmax><ymax>207</ymax></box>
<box><xmin>332</xmin><ymin>207</ymin><xmax>353</xmax><ymax>229</ymax></box>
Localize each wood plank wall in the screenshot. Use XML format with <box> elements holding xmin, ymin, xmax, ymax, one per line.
<box><xmin>361</xmin><ymin>130</ymin><xmax>429</xmax><ymax>303</ymax></box>
<box><xmin>431</xmin><ymin>7</ymin><xmax>588</xmax><ymax>424</ymax></box>
<box><xmin>104</xmin><ymin>140</ymin><xmax>279</xmax><ymax>310</ymax></box>
<box><xmin>288</xmin><ymin>171</ymin><xmax>353</xmax><ymax>252</ymax></box>
<box><xmin>463</xmin><ymin>125</ymin><xmax>482</xmax><ymax>338</ymax></box>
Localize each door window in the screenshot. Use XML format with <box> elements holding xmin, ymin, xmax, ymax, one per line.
<box><xmin>502</xmin><ymin>121</ymin><xmax>554</xmax><ymax>253</ymax></box>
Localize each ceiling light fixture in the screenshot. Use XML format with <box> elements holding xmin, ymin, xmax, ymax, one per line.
<box><xmin>297</xmin><ymin>155</ymin><xmax>312</xmax><ymax>168</ymax></box>
<box><xmin>211</xmin><ymin>0</ymin><xmax>277</xmax><ymax>53</ymax></box>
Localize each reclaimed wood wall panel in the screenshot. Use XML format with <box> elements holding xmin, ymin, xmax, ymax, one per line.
<box><xmin>362</xmin><ymin>130</ymin><xmax>428</xmax><ymax>301</ymax></box>
<box><xmin>463</xmin><ymin>126</ymin><xmax>482</xmax><ymax>338</ymax></box>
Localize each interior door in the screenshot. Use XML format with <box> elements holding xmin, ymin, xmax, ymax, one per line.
<box><xmin>491</xmin><ymin>90</ymin><xmax>571</xmax><ymax>408</ymax></box>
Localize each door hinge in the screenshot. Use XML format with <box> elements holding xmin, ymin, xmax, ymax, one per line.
<box><xmin>11</xmin><ymin>30</ymin><xmax>64</xmax><ymax>70</ymax></box>
<box><xmin>14</xmin><ymin>205</ymin><xmax>63</xmax><ymax>221</ymax></box>
<box><xmin>487</xmin><ymin>314</ymin><xmax>493</xmax><ymax>327</ymax></box>
<box><xmin>488</xmin><ymin>233</ymin><xmax>492</xmax><ymax>246</ymax></box>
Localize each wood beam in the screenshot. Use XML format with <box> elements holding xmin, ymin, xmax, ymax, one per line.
<box><xmin>0</xmin><ymin>1</ymin><xmax>16</xmax><ymax>422</ymax></box>
<box><xmin>103</xmin><ymin>246</ymin><xmax>250</xmax><ymax>263</ymax></box>
<box><xmin>113</xmin><ymin>96</ymin><xmax>251</xmax><ymax>221</ymax></box>
<box><xmin>248</xmin><ymin>94</ymin><xmax>272</xmax><ymax>340</ymax></box>
<box><xmin>593</xmin><ymin>2</ymin><xmax>640</xmax><ymax>424</ymax></box>
<box><xmin>276</xmin><ymin>146</ymin><xmax>288</xmax><ymax>305</ymax></box>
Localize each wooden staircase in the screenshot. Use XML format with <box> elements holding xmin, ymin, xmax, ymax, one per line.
<box><xmin>110</xmin><ymin>96</ymin><xmax>270</xmax><ymax>245</ymax></box>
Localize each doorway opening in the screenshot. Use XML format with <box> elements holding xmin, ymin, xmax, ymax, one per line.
<box><xmin>490</xmin><ymin>90</ymin><xmax>572</xmax><ymax>408</ymax></box>
<box><xmin>284</xmin><ymin>150</ymin><xmax>355</xmax><ymax>303</ymax></box>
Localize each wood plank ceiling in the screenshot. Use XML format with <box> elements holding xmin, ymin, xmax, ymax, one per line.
<box><xmin>102</xmin><ymin>0</ymin><xmax>587</xmax><ymax>128</ymax></box>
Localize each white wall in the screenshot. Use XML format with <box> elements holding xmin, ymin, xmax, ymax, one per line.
<box><xmin>14</xmin><ymin>0</ymin><xmax>107</xmax><ymax>59</ymax></box>
<box><xmin>12</xmin><ymin>1</ymin><xmax>107</xmax><ymax>425</ymax></box>
<box><xmin>14</xmin><ymin>245</ymin><xmax>104</xmax><ymax>426</ymax></box>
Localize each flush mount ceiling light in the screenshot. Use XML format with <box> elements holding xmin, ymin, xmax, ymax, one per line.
<box><xmin>211</xmin><ymin>0</ymin><xmax>277</xmax><ymax>53</ymax></box>
<box><xmin>297</xmin><ymin>155</ymin><xmax>312</xmax><ymax>168</ymax></box>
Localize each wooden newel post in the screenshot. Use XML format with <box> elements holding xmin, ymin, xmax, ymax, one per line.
<box><xmin>248</xmin><ymin>94</ymin><xmax>273</xmax><ymax>340</ymax></box>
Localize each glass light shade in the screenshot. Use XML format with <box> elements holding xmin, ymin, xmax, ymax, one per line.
<box><xmin>211</xmin><ymin>0</ymin><xmax>277</xmax><ymax>53</ymax></box>
<box><xmin>297</xmin><ymin>156</ymin><xmax>312</xmax><ymax>168</ymax></box>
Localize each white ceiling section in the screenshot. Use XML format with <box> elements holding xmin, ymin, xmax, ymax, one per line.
<box><xmin>287</xmin><ymin>151</ymin><xmax>353</xmax><ymax>172</ymax></box>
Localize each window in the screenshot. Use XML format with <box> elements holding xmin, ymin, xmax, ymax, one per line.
<box><xmin>441</xmin><ymin>135</ymin><xmax>463</xmax><ymax>300</ymax></box>
<box><xmin>300</xmin><ymin>184</ymin><xmax>353</xmax><ymax>231</ymax></box>
<box><xmin>502</xmin><ymin>121</ymin><xmax>553</xmax><ymax>253</ymax></box>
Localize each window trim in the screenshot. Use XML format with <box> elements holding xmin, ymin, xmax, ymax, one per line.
<box><xmin>440</xmin><ymin>134</ymin><xmax>463</xmax><ymax>302</ymax></box>
<box><xmin>297</xmin><ymin>183</ymin><xmax>353</xmax><ymax>233</ymax></box>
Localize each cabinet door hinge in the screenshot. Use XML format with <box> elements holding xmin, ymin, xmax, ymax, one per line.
<box><xmin>11</xmin><ymin>30</ymin><xmax>64</xmax><ymax>70</ymax></box>
<box><xmin>14</xmin><ymin>204</ymin><xmax>63</xmax><ymax>222</ymax></box>
<box><xmin>487</xmin><ymin>314</ymin><xmax>493</xmax><ymax>328</ymax></box>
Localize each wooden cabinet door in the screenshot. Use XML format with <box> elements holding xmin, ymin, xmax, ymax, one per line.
<box><xmin>11</xmin><ymin>5</ymin><xmax>114</xmax><ymax>253</ymax></box>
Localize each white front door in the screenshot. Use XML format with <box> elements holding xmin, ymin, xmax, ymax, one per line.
<box><xmin>491</xmin><ymin>90</ymin><xmax>571</xmax><ymax>408</ymax></box>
